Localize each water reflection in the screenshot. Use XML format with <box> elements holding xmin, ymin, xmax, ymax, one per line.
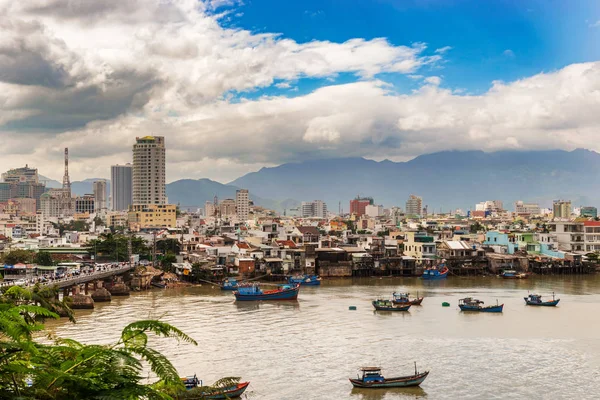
<box><xmin>350</xmin><ymin>387</ymin><xmax>428</xmax><ymax>399</ymax></box>
<box><xmin>233</xmin><ymin>301</ymin><xmax>300</xmax><ymax>311</ymax></box>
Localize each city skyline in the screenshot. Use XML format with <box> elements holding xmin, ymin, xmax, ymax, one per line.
<box><xmin>1</xmin><ymin>1</ymin><xmax>600</xmax><ymax>183</ymax></box>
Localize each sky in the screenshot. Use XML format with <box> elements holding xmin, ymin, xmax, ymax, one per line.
<box><xmin>1</xmin><ymin>0</ymin><xmax>600</xmax><ymax>183</ymax></box>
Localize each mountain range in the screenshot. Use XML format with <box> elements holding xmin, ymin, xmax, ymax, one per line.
<box><xmin>38</xmin><ymin>149</ymin><xmax>600</xmax><ymax>212</ymax></box>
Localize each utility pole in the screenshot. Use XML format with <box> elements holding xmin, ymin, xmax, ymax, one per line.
<box><xmin>152</xmin><ymin>231</ymin><xmax>157</xmax><ymax>268</ymax></box>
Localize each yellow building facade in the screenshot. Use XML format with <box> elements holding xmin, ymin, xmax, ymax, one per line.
<box><xmin>128</xmin><ymin>204</ymin><xmax>176</xmax><ymax>230</ymax></box>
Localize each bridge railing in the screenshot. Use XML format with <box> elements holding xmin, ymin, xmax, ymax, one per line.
<box><xmin>0</xmin><ymin>264</ymin><xmax>135</xmax><ymax>290</ymax></box>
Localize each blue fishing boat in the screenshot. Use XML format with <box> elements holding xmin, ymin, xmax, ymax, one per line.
<box><xmin>288</xmin><ymin>274</ymin><xmax>321</xmax><ymax>286</ymax></box>
<box><xmin>524</xmin><ymin>293</ymin><xmax>560</xmax><ymax>307</ymax></box>
<box><xmin>421</xmin><ymin>263</ymin><xmax>449</xmax><ymax>280</ymax></box>
<box><xmin>458</xmin><ymin>297</ymin><xmax>503</xmax><ymax>313</ymax></box>
<box><xmin>501</xmin><ymin>270</ymin><xmax>529</xmax><ymax>279</ymax></box>
<box><xmin>349</xmin><ymin>364</ymin><xmax>429</xmax><ymax>388</ymax></box>
<box><xmin>372</xmin><ymin>299</ymin><xmax>411</xmax><ymax>312</ymax></box>
<box><xmin>234</xmin><ymin>283</ymin><xmax>300</xmax><ymax>301</ymax></box>
<box><xmin>220</xmin><ymin>278</ymin><xmax>238</xmax><ymax>290</ymax></box>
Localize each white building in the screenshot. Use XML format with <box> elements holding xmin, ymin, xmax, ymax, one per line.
<box><xmin>236</xmin><ymin>189</ymin><xmax>249</xmax><ymax>221</ymax></box>
<box><xmin>111</xmin><ymin>164</ymin><xmax>132</xmax><ymax>211</ymax></box>
<box><xmin>93</xmin><ymin>180</ymin><xmax>107</xmax><ymax>212</ymax></box>
<box><xmin>205</xmin><ymin>201</ymin><xmax>215</xmax><ymax>218</ymax></box>
<box><xmin>476</xmin><ymin>200</ymin><xmax>504</xmax><ymax>212</ymax></box>
<box><xmin>132</xmin><ymin>136</ymin><xmax>165</xmax><ymax>205</ymax></box>
<box><xmin>301</xmin><ymin>200</ymin><xmax>328</xmax><ymax>218</ymax></box>
<box><xmin>514</xmin><ymin>201</ymin><xmax>541</xmax><ymax>216</ymax></box>
<box><xmin>365</xmin><ymin>204</ymin><xmax>383</xmax><ymax>217</ymax></box>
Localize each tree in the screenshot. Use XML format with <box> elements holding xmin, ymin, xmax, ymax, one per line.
<box><xmin>53</xmin><ymin>220</ymin><xmax>90</xmax><ymax>235</ymax></box>
<box><xmin>157</xmin><ymin>238</ymin><xmax>181</xmax><ymax>255</ymax></box>
<box><xmin>88</xmin><ymin>233</ymin><xmax>149</xmax><ymax>262</ymax></box>
<box><xmin>2</xmin><ymin>249</ymin><xmax>34</xmax><ymax>265</ymax></box>
<box><xmin>34</xmin><ymin>251</ymin><xmax>54</xmax><ymax>266</ymax></box>
<box><xmin>0</xmin><ymin>286</ymin><xmax>206</xmax><ymax>399</ymax></box>
<box><xmin>161</xmin><ymin>253</ymin><xmax>177</xmax><ymax>272</ymax></box>
<box><xmin>470</xmin><ymin>222</ymin><xmax>485</xmax><ymax>233</ymax></box>
<box><xmin>93</xmin><ymin>216</ymin><xmax>104</xmax><ymax>227</ymax></box>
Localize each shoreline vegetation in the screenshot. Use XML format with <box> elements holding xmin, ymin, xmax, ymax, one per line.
<box><xmin>0</xmin><ymin>285</ymin><xmax>237</xmax><ymax>400</ymax></box>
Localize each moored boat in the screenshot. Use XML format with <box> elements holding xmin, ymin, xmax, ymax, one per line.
<box><xmin>421</xmin><ymin>263</ymin><xmax>449</xmax><ymax>280</ymax></box>
<box><xmin>524</xmin><ymin>293</ymin><xmax>560</xmax><ymax>306</ymax></box>
<box><xmin>288</xmin><ymin>274</ymin><xmax>321</xmax><ymax>286</ymax></box>
<box><xmin>372</xmin><ymin>299</ymin><xmax>411</xmax><ymax>311</ymax></box>
<box><xmin>349</xmin><ymin>365</ymin><xmax>429</xmax><ymax>388</ymax></box>
<box><xmin>392</xmin><ymin>291</ymin><xmax>423</xmax><ymax>305</ymax></box>
<box><xmin>180</xmin><ymin>375</ymin><xmax>250</xmax><ymax>398</ymax></box>
<box><xmin>220</xmin><ymin>278</ymin><xmax>239</xmax><ymax>290</ymax></box>
<box><xmin>501</xmin><ymin>270</ymin><xmax>529</xmax><ymax>279</ymax></box>
<box><xmin>458</xmin><ymin>297</ymin><xmax>503</xmax><ymax>313</ymax></box>
<box><xmin>150</xmin><ymin>281</ymin><xmax>166</xmax><ymax>289</ymax></box>
<box><xmin>234</xmin><ymin>283</ymin><xmax>300</xmax><ymax>301</ymax></box>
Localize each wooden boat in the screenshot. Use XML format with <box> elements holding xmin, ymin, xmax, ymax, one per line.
<box><xmin>372</xmin><ymin>299</ymin><xmax>411</xmax><ymax>312</ymax></box>
<box><xmin>349</xmin><ymin>365</ymin><xmax>429</xmax><ymax>388</ymax></box>
<box><xmin>234</xmin><ymin>283</ymin><xmax>300</xmax><ymax>301</ymax></box>
<box><xmin>150</xmin><ymin>281</ymin><xmax>166</xmax><ymax>289</ymax></box>
<box><xmin>524</xmin><ymin>293</ymin><xmax>560</xmax><ymax>306</ymax></box>
<box><xmin>220</xmin><ymin>278</ymin><xmax>239</xmax><ymax>290</ymax></box>
<box><xmin>392</xmin><ymin>291</ymin><xmax>423</xmax><ymax>305</ymax></box>
<box><xmin>501</xmin><ymin>270</ymin><xmax>529</xmax><ymax>279</ymax></box>
<box><xmin>421</xmin><ymin>263</ymin><xmax>448</xmax><ymax>280</ymax></box>
<box><xmin>458</xmin><ymin>297</ymin><xmax>503</xmax><ymax>313</ymax></box>
<box><xmin>180</xmin><ymin>375</ymin><xmax>250</xmax><ymax>398</ymax></box>
<box><xmin>288</xmin><ymin>274</ymin><xmax>321</xmax><ymax>286</ymax></box>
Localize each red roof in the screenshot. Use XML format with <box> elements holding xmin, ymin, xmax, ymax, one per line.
<box><xmin>276</xmin><ymin>240</ymin><xmax>298</xmax><ymax>249</ymax></box>
<box><xmin>584</xmin><ymin>221</ymin><xmax>600</xmax><ymax>226</ymax></box>
<box><xmin>236</xmin><ymin>242</ymin><xmax>251</xmax><ymax>249</ymax></box>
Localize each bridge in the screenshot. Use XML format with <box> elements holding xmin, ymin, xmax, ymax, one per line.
<box><xmin>0</xmin><ymin>264</ymin><xmax>135</xmax><ymax>290</ymax></box>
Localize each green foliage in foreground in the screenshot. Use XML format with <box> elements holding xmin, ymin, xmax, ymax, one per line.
<box><xmin>0</xmin><ymin>285</ymin><xmax>234</xmax><ymax>399</ymax></box>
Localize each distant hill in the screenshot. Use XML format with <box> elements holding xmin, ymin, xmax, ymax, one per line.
<box><xmin>165</xmin><ymin>178</ymin><xmax>299</xmax><ymax>212</ymax></box>
<box><xmin>228</xmin><ymin>149</ymin><xmax>600</xmax><ymax>211</ymax></box>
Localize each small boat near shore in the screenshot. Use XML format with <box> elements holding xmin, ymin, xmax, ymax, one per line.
<box><xmin>421</xmin><ymin>263</ymin><xmax>448</xmax><ymax>280</ymax></box>
<box><xmin>349</xmin><ymin>365</ymin><xmax>429</xmax><ymax>388</ymax></box>
<box><xmin>392</xmin><ymin>292</ymin><xmax>423</xmax><ymax>305</ymax></box>
<box><xmin>372</xmin><ymin>299</ymin><xmax>411</xmax><ymax>312</ymax></box>
<box><xmin>181</xmin><ymin>375</ymin><xmax>250</xmax><ymax>398</ymax></box>
<box><xmin>288</xmin><ymin>274</ymin><xmax>321</xmax><ymax>286</ymax></box>
<box><xmin>459</xmin><ymin>297</ymin><xmax>504</xmax><ymax>313</ymax></box>
<box><xmin>501</xmin><ymin>270</ymin><xmax>529</xmax><ymax>279</ymax></box>
<box><xmin>150</xmin><ymin>281</ymin><xmax>166</xmax><ymax>289</ymax></box>
<box><xmin>524</xmin><ymin>293</ymin><xmax>560</xmax><ymax>306</ymax></box>
<box><xmin>220</xmin><ymin>278</ymin><xmax>239</xmax><ymax>290</ymax></box>
<box><xmin>234</xmin><ymin>283</ymin><xmax>300</xmax><ymax>301</ymax></box>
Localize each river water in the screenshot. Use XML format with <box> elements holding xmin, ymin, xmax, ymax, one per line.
<box><xmin>45</xmin><ymin>276</ymin><xmax>600</xmax><ymax>399</ymax></box>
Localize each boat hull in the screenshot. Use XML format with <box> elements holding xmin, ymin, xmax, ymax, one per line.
<box><xmin>524</xmin><ymin>299</ymin><xmax>560</xmax><ymax>306</ymax></box>
<box><xmin>459</xmin><ymin>304</ymin><xmax>504</xmax><ymax>313</ymax></box>
<box><xmin>349</xmin><ymin>372</ymin><xmax>429</xmax><ymax>388</ymax></box>
<box><xmin>421</xmin><ymin>267</ymin><xmax>448</xmax><ymax>280</ymax></box>
<box><xmin>393</xmin><ymin>298</ymin><xmax>423</xmax><ymax>306</ymax></box>
<box><xmin>234</xmin><ymin>286</ymin><xmax>299</xmax><ymax>301</ymax></box>
<box><xmin>372</xmin><ymin>301</ymin><xmax>411</xmax><ymax>312</ymax></box>
<box><xmin>204</xmin><ymin>382</ymin><xmax>250</xmax><ymax>399</ymax></box>
<box><xmin>288</xmin><ymin>275</ymin><xmax>321</xmax><ymax>286</ymax></box>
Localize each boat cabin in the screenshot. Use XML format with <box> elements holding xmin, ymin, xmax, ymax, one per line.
<box><xmin>359</xmin><ymin>367</ymin><xmax>385</xmax><ymax>383</ymax></box>
<box><xmin>459</xmin><ymin>297</ymin><xmax>484</xmax><ymax>307</ymax></box>
<box><xmin>236</xmin><ymin>283</ymin><xmax>262</xmax><ymax>295</ymax></box>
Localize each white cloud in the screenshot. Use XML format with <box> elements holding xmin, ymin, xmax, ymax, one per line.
<box><xmin>590</xmin><ymin>20</ymin><xmax>600</xmax><ymax>28</ymax></box>
<box><xmin>435</xmin><ymin>46</ymin><xmax>452</xmax><ymax>54</ymax></box>
<box><xmin>503</xmin><ymin>49</ymin><xmax>515</xmax><ymax>58</ymax></box>
<box><xmin>275</xmin><ymin>82</ymin><xmax>292</xmax><ymax>89</ymax></box>
<box><xmin>424</xmin><ymin>76</ymin><xmax>441</xmax><ymax>86</ymax></box>
<box><xmin>0</xmin><ymin>0</ymin><xmax>599</xmax><ymax>184</ymax></box>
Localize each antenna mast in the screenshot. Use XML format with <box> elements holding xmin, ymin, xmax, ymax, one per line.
<box><xmin>62</xmin><ymin>148</ymin><xmax>71</xmax><ymax>192</ymax></box>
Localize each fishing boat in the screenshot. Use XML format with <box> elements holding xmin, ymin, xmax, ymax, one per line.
<box><xmin>151</xmin><ymin>281</ymin><xmax>166</xmax><ymax>289</ymax></box>
<box><xmin>421</xmin><ymin>263</ymin><xmax>449</xmax><ymax>280</ymax></box>
<box><xmin>392</xmin><ymin>291</ymin><xmax>424</xmax><ymax>305</ymax></box>
<box><xmin>458</xmin><ymin>297</ymin><xmax>504</xmax><ymax>313</ymax></box>
<box><xmin>180</xmin><ymin>375</ymin><xmax>250</xmax><ymax>398</ymax></box>
<box><xmin>349</xmin><ymin>364</ymin><xmax>429</xmax><ymax>388</ymax></box>
<box><xmin>524</xmin><ymin>293</ymin><xmax>560</xmax><ymax>306</ymax></box>
<box><xmin>501</xmin><ymin>270</ymin><xmax>529</xmax><ymax>279</ymax></box>
<box><xmin>234</xmin><ymin>283</ymin><xmax>300</xmax><ymax>301</ymax></box>
<box><xmin>372</xmin><ymin>299</ymin><xmax>411</xmax><ymax>312</ymax></box>
<box><xmin>220</xmin><ymin>278</ymin><xmax>238</xmax><ymax>290</ymax></box>
<box><xmin>287</xmin><ymin>274</ymin><xmax>321</xmax><ymax>286</ymax></box>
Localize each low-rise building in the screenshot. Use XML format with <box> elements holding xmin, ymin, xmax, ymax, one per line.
<box><xmin>128</xmin><ymin>204</ymin><xmax>177</xmax><ymax>230</ymax></box>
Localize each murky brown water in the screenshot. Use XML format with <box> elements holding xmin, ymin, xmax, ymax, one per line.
<box><xmin>44</xmin><ymin>276</ymin><xmax>600</xmax><ymax>399</ymax></box>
